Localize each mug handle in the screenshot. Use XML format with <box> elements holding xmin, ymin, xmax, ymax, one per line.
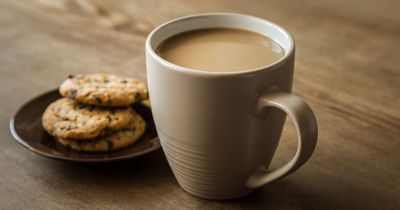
<box><xmin>246</xmin><ymin>92</ymin><xmax>318</xmax><ymax>188</ymax></box>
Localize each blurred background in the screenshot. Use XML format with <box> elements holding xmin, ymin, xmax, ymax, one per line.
<box><xmin>0</xmin><ymin>0</ymin><xmax>399</xmax><ymax>210</ymax></box>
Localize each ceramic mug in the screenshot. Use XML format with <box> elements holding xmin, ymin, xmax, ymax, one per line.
<box><xmin>146</xmin><ymin>13</ymin><xmax>318</xmax><ymax>200</ymax></box>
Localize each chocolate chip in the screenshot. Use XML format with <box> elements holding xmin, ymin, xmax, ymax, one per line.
<box><xmin>94</xmin><ymin>96</ymin><xmax>102</xmax><ymax>104</ymax></box>
<box><xmin>68</xmin><ymin>74</ymin><xmax>75</xmax><ymax>79</ymax></box>
<box><xmin>106</xmin><ymin>116</ymin><xmax>112</xmax><ymax>122</ymax></box>
<box><xmin>121</xmin><ymin>127</ymin><xmax>135</xmax><ymax>132</ymax></box>
<box><xmin>100</xmin><ymin>128</ymin><xmax>112</xmax><ymax>136</ymax></box>
<box><xmin>76</xmin><ymin>103</ymin><xmax>86</xmax><ymax>109</ymax></box>
<box><xmin>69</xmin><ymin>89</ymin><xmax>77</xmax><ymax>99</ymax></box>
<box><xmin>60</xmin><ymin>117</ymin><xmax>69</xmax><ymax>121</ymax></box>
<box><xmin>120</xmin><ymin>80</ymin><xmax>127</xmax><ymax>83</ymax></box>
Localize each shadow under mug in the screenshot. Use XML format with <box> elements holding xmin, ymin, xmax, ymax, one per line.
<box><xmin>146</xmin><ymin>13</ymin><xmax>318</xmax><ymax>200</ymax></box>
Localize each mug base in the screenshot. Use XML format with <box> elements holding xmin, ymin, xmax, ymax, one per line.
<box><xmin>178</xmin><ymin>183</ymin><xmax>255</xmax><ymax>200</ymax></box>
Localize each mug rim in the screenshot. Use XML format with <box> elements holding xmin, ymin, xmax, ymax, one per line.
<box><xmin>146</xmin><ymin>13</ymin><xmax>294</xmax><ymax>77</ymax></box>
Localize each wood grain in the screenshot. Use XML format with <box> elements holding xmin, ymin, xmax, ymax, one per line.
<box><xmin>0</xmin><ymin>0</ymin><xmax>399</xmax><ymax>209</ymax></box>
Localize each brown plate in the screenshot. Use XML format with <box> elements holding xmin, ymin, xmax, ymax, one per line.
<box><xmin>9</xmin><ymin>89</ymin><xmax>160</xmax><ymax>163</ymax></box>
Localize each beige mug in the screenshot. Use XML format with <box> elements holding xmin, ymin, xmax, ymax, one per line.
<box><xmin>146</xmin><ymin>13</ymin><xmax>318</xmax><ymax>200</ymax></box>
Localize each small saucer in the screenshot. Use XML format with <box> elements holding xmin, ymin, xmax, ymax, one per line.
<box><xmin>9</xmin><ymin>89</ymin><xmax>160</xmax><ymax>163</ymax></box>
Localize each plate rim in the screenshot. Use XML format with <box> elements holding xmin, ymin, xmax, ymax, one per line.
<box><xmin>9</xmin><ymin>89</ymin><xmax>161</xmax><ymax>163</ymax></box>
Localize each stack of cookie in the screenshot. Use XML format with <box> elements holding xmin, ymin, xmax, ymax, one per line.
<box><xmin>42</xmin><ymin>74</ymin><xmax>148</xmax><ymax>152</ymax></box>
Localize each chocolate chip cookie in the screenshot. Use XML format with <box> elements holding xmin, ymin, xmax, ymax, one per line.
<box><xmin>57</xmin><ymin>114</ymin><xmax>146</xmax><ymax>152</ymax></box>
<box><xmin>59</xmin><ymin>74</ymin><xmax>148</xmax><ymax>107</ymax></box>
<box><xmin>42</xmin><ymin>98</ymin><xmax>135</xmax><ymax>140</ymax></box>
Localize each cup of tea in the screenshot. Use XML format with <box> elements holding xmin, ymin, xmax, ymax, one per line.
<box><xmin>145</xmin><ymin>13</ymin><xmax>318</xmax><ymax>200</ymax></box>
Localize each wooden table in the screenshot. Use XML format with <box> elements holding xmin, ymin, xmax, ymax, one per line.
<box><xmin>1</xmin><ymin>0</ymin><xmax>399</xmax><ymax>209</ymax></box>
